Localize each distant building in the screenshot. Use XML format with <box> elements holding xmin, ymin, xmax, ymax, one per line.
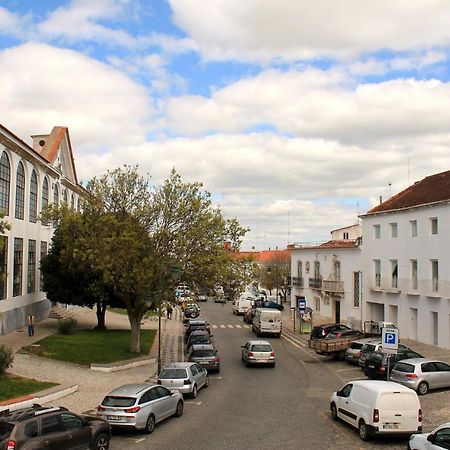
<box><xmin>360</xmin><ymin>170</ymin><xmax>450</xmax><ymax>349</ymax></box>
<box><xmin>289</xmin><ymin>224</ymin><xmax>362</xmax><ymax>328</ymax></box>
<box><xmin>0</xmin><ymin>124</ymin><xmax>83</xmax><ymax>334</ymax></box>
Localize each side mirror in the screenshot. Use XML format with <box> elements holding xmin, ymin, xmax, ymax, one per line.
<box><xmin>427</xmin><ymin>434</ymin><xmax>434</xmax><ymax>443</ymax></box>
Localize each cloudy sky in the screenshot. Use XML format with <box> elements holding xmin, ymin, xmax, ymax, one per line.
<box><xmin>1</xmin><ymin>0</ymin><xmax>450</xmax><ymax>250</ymax></box>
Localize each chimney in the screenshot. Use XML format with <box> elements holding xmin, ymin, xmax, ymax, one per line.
<box><xmin>379</xmin><ymin>195</ymin><xmax>382</xmax><ymax>204</ymax></box>
<box><xmin>31</xmin><ymin>134</ymin><xmax>49</xmax><ymax>152</ymax></box>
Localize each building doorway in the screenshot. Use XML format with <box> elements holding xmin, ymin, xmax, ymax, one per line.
<box><xmin>409</xmin><ymin>308</ymin><xmax>418</xmax><ymax>341</ymax></box>
<box><xmin>335</xmin><ymin>300</ymin><xmax>341</xmax><ymax>324</ymax></box>
<box><xmin>431</xmin><ymin>311</ymin><xmax>438</xmax><ymax>346</ymax></box>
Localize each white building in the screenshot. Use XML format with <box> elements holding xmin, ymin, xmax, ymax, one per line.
<box><xmin>0</xmin><ymin>123</ymin><xmax>83</xmax><ymax>334</ymax></box>
<box><xmin>290</xmin><ymin>224</ymin><xmax>363</xmax><ymax>329</ymax></box>
<box><xmin>360</xmin><ymin>170</ymin><xmax>450</xmax><ymax>349</ymax></box>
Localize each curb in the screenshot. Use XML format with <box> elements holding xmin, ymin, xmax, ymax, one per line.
<box><xmin>0</xmin><ymin>384</ymin><xmax>79</xmax><ymax>412</ymax></box>
<box><xmin>91</xmin><ymin>357</ymin><xmax>156</xmax><ymax>372</ymax></box>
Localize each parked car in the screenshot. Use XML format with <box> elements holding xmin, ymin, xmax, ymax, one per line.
<box><xmin>197</xmin><ymin>294</ymin><xmax>207</xmax><ymax>302</ymax></box>
<box><xmin>310</xmin><ymin>323</ymin><xmax>352</xmax><ymax>340</ymax></box>
<box><xmin>0</xmin><ymin>404</ymin><xmax>111</xmax><ymax>450</ymax></box>
<box><xmin>325</xmin><ymin>329</ymin><xmax>364</xmax><ymax>339</ymax></box>
<box><xmin>183</xmin><ymin>305</ymin><xmax>200</xmax><ymax>322</ymax></box>
<box><xmin>252</xmin><ymin>308</ymin><xmax>282</xmax><ymax>337</ymax></box>
<box><xmin>390</xmin><ymin>358</ymin><xmax>450</xmax><ymax>395</ymax></box>
<box><xmin>241</xmin><ymin>340</ymin><xmax>275</xmax><ymax>367</ymax></box>
<box><xmin>214</xmin><ymin>296</ymin><xmax>226</xmax><ymax>304</ymax></box>
<box><xmin>186</xmin><ymin>330</ymin><xmax>213</xmax><ymax>350</ymax></box>
<box><xmin>330</xmin><ymin>380</ymin><xmax>422</xmax><ymax>441</ymax></box>
<box><xmin>97</xmin><ymin>383</ymin><xmax>183</xmax><ymax>433</ymax></box>
<box><xmin>408</xmin><ymin>421</ymin><xmax>450</xmax><ymax>449</ymax></box>
<box><xmin>345</xmin><ymin>337</ymin><xmax>378</xmax><ymax>365</ymax></box>
<box><xmin>364</xmin><ymin>349</ymin><xmax>424</xmax><ymax>380</ymax></box>
<box><xmin>158</xmin><ymin>362</ymin><xmax>209</xmax><ymax>398</ymax></box>
<box><xmin>184</xmin><ymin>319</ymin><xmax>211</xmax><ymax>342</ymax></box>
<box><xmin>187</xmin><ymin>344</ymin><xmax>220</xmax><ymax>373</ymax></box>
<box><xmin>243</xmin><ymin>307</ymin><xmax>256</xmax><ymax>324</ymax></box>
<box><xmin>358</xmin><ymin>340</ymin><xmax>409</xmax><ymax>368</ymax></box>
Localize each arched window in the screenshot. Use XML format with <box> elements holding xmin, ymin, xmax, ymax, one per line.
<box><xmin>41</xmin><ymin>178</ymin><xmax>49</xmax><ymax>225</ymax></box>
<box><xmin>71</xmin><ymin>193</ymin><xmax>75</xmax><ymax>209</ymax></box>
<box><xmin>15</xmin><ymin>162</ymin><xmax>25</xmax><ymax>220</ymax></box>
<box><xmin>0</xmin><ymin>152</ymin><xmax>10</xmax><ymax>214</ymax></box>
<box><xmin>53</xmin><ymin>183</ymin><xmax>59</xmax><ymax>227</ymax></box>
<box><xmin>63</xmin><ymin>189</ymin><xmax>68</xmax><ymax>204</ymax></box>
<box><xmin>29</xmin><ymin>170</ymin><xmax>38</xmax><ymax>223</ymax></box>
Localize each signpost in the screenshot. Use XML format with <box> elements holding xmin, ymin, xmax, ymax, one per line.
<box><xmin>297</xmin><ymin>297</ymin><xmax>306</xmax><ymax>334</ymax></box>
<box><xmin>382</xmin><ymin>327</ymin><xmax>399</xmax><ymax>380</ymax></box>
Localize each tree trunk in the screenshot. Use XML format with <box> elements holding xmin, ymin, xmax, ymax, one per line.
<box><xmin>129</xmin><ymin>313</ymin><xmax>141</xmax><ymax>353</ymax></box>
<box><xmin>94</xmin><ymin>301</ymin><xmax>107</xmax><ymax>330</ymax></box>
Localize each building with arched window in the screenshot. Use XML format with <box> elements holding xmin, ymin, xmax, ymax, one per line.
<box><xmin>0</xmin><ymin>123</ymin><xmax>84</xmax><ymax>334</ymax></box>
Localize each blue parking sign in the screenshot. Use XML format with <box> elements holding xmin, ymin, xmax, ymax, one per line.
<box><xmin>297</xmin><ymin>297</ymin><xmax>306</xmax><ymax>313</ymax></box>
<box><xmin>382</xmin><ymin>327</ymin><xmax>399</xmax><ymax>352</ymax></box>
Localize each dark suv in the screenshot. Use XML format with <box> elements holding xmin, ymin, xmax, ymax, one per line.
<box><xmin>0</xmin><ymin>404</ymin><xmax>111</xmax><ymax>450</ymax></box>
<box><xmin>364</xmin><ymin>349</ymin><xmax>423</xmax><ymax>379</ymax></box>
<box><xmin>310</xmin><ymin>323</ymin><xmax>352</xmax><ymax>340</ymax></box>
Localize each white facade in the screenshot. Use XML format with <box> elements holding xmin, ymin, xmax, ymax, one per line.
<box><xmin>0</xmin><ymin>124</ymin><xmax>83</xmax><ymax>334</ymax></box>
<box><xmin>290</xmin><ymin>226</ymin><xmax>363</xmax><ymax>329</ymax></box>
<box><xmin>361</xmin><ymin>201</ymin><xmax>450</xmax><ymax>349</ymax></box>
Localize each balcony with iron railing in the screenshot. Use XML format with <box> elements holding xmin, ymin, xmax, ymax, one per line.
<box><xmin>322</xmin><ymin>279</ymin><xmax>344</xmax><ymax>293</ymax></box>
<box><xmin>308</xmin><ymin>277</ymin><xmax>322</xmax><ymax>289</ymax></box>
<box><xmin>291</xmin><ymin>276</ymin><xmax>303</xmax><ymax>288</ymax></box>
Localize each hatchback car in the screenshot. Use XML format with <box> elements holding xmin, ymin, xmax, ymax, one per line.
<box><xmin>390</xmin><ymin>358</ymin><xmax>450</xmax><ymax>395</ymax></box>
<box><xmin>197</xmin><ymin>294</ymin><xmax>207</xmax><ymax>302</ymax></box>
<box><xmin>97</xmin><ymin>383</ymin><xmax>183</xmax><ymax>434</ymax></box>
<box><xmin>408</xmin><ymin>421</ymin><xmax>450</xmax><ymax>449</ymax></box>
<box><xmin>364</xmin><ymin>349</ymin><xmax>423</xmax><ymax>380</ymax></box>
<box><xmin>243</xmin><ymin>307</ymin><xmax>256</xmax><ymax>324</ymax></box>
<box><xmin>0</xmin><ymin>404</ymin><xmax>111</xmax><ymax>450</ymax></box>
<box><xmin>158</xmin><ymin>362</ymin><xmax>209</xmax><ymax>398</ymax></box>
<box><xmin>345</xmin><ymin>337</ymin><xmax>378</xmax><ymax>365</ymax></box>
<box><xmin>214</xmin><ymin>296</ymin><xmax>226</xmax><ymax>303</ymax></box>
<box><xmin>186</xmin><ymin>330</ymin><xmax>213</xmax><ymax>350</ymax></box>
<box><xmin>183</xmin><ymin>305</ymin><xmax>200</xmax><ymax>322</ymax></box>
<box><xmin>358</xmin><ymin>340</ymin><xmax>409</xmax><ymax>368</ymax></box>
<box><xmin>187</xmin><ymin>344</ymin><xmax>220</xmax><ymax>373</ymax></box>
<box><xmin>241</xmin><ymin>340</ymin><xmax>275</xmax><ymax>367</ymax></box>
<box><xmin>310</xmin><ymin>323</ymin><xmax>352</xmax><ymax>340</ymax></box>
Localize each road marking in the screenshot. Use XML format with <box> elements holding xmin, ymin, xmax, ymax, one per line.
<box><xmin>235</xmin><ymin>325</ymin><xmax>242</xmax><ymax>328</ymax></box>
<box><xmin>135</xmin><ymin>438</ymin><xmax>146</xmax><ymax>443</ymax></box>
<box><xmin>212</xmin><ymin>325</ymin><xmax>218</xmax><ymax>329</ymax></box>
<box><xmin>243</xmin><ymin>325</ymin><xmax>250</xmax><ymax>329</ymax></box>
<box><xmin>220</xmin><ymin>324</ymin><xmax>226</xmax><ymax>328</ymax></box>
<box><xmin>281</xmin><ymin>334</ymin><xmax>302</xmax><ymax>348</ymax></box>
<box><xmin>227</xmin><ymin>324</ymin><xmax>234</xmax><ymax>328</ymax></box>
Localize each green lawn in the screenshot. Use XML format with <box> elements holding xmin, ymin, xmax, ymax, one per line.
<box><xmin>108</xmin><ymin>307</ymin><xmax>157</xmax><ymax>318</ymax></box>
<box><xmin>0</xmin><ymin>375</ymin><xmax>57</xmax><ymax>402</ymax></box>
<box><xmin>31</xmin><ymin>329</ymin><xmax>156</xmax><ymax>366</ymax></box>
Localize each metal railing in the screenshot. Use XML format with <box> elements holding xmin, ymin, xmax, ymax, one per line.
<box><xmin>322</xmin><ymin>279</ymin><xmax>344</xmax><ymax>293</ymax></box>
<box><xmin>291</xmin><ymin>276</ymin><xmax>303</xmax><ymax>287</ymax></box>
<box><xmin>308</xmin><ymin>277</ymin><xmax>322</xmax><ymax>289</ymax></box>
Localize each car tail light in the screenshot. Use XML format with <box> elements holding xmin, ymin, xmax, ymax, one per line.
<box><xmin>356</xmin><ymin>351</ymin><xmax>361</xmax><ymax>357</ymax></box>
<box><xmin>270</xmin><ymin>352</ymin><xmax>275</xmax><ymax>357</ymax></box>
<box><xmin>248</xmin><ymin>352</ymin><xmax>254</xmax><ymax>357</ymax></box>
<box><xmin>373</xmin><ymin>408</ymin><xmax>379</xmax><ymax>423</ymax></box>
<box><xmin>183</xmin><ymin>379</ymin><xmax>191</xmax><ymax>385</ymax></box>
<box><xmin>378</xmin><ymin>365</ymin><xmax>385</xmax><ymax>372</ymax></box>
<box><xmin>124</xmin><ymin>406</ymin><xmax>141</xmax><ymax>413</ymax></box>
<box><xmin>7</xmin><ymin>441</ymin><xmax>16</xmax><ymax>450</ymax></box>
<box><xmin>405</xmin><ymin>374</ymin><xmax>418</xmax><ymax>379</ymax></box>
<box><xmin>418</xmin><ymin>408</ymin><xmax>423</xmax><ymax>422</ymax></box>
<box><xmin>214</xmin><ymin>357</ymin><xmax>220</xmax><ymax>363</ymax></box>
<box><xmin>157</xmin><ymin>379</ymin><xmax>162</xmax><ymax>384</ymax></box>
<box><xmin>97</xmin><ymin>405</ymin><xmax>105</xmax><ymax>412</ymax></box>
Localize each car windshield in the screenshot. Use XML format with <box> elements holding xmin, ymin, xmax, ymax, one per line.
<box><xmin>159</xmin><ymin>368</ymin><xmax>187</xmax><ymax>379</ymax></box>
<box><xmin>251</xmin><ymin>345</ymin><xmax>272</xmax><ymax>352</ymax></box>
<box><xmin>362</xmin><ymin>344</ymin><xmax>377</xmax><ymax>353</ymax></box>
<box><xmin>192</xmin><ymin>350</ymin><xmax>215</xmax><ymax>358</ymax></box>
<box><xmin>0</xmin><ymin>423</ymin><xmax>13</xmax><ymax>441</ymax></box>
<box><xmin>102</xmin><ymin>396</ymin><xmax>136</xmax><ymax>407</ymax></box>
<box><xmin>190</xmin><ymin>336</ymin><xmax>210</xmax><ymax>344</ymax></box>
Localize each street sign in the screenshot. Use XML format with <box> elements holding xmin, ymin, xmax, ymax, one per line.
<box><xmin>297</xmin><ymin>297</ymin><xmax>306</xmax><ymax>313</ymax></box>
<box><xmin>382</xmin><ymin>327</ymin><xmax>399</xmax><ymax>354</ymax></box>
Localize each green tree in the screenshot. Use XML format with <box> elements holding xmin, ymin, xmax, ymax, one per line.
<box><xmin>259</xmin><ymin>254</ymin><xmax>291</xmax><ymax>301</ymax></box>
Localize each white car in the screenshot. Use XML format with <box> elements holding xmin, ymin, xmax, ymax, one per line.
<box><xmin>408</xmin><ymin>422</ymin><xmax>450</xmax><ymax>449</ymax></box>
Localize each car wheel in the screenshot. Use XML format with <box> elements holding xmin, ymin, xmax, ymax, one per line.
<box><xmin>330</xmin><ymin>403</ymin><xmax>338</xmax><ymax>420</ymax></box>
<box><xmin>191</xmin><ymin>384</ymin><xmax>198</xmax><ymax>399</ymax></box>
<box><xmin>418</xmin><ymin>381</ymin><xmax>429</xmax><ymax>395</ymax></box>
<box><xmin>144</xmin><ymin>414</ymin><xmax>156</xmax><ymax>434</ymax></box>
<box><xmin>174</xmin><ymin>400</ymin><xmax>184</xmax><ymax>417</ymax></box>
<box><xmin>204</xmin><ymin>375</ymin><xmax>209</xmax><ymax>388</ymax></box>
<box><xmin>93</xmin><ymin>433</ymin><xmax>110</xmax><ymax>450</ymax></box>
<box><xmin>358</xmin><ymin>420</ymin><xmax>369</xmax><ymax>441</ymax></box>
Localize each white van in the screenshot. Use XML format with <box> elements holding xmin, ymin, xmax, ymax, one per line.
<box><xmin>330</xmin><ymin>380</ymin><xmax>422</xmax><ymax>441</ymax></box>
<box><xmin>232</xmin><ymin>295</ymin><xmax>254</xmax><ymax>315</ymax></box>
<box><xmin>252</xmin><ymin>308</ymin><xmax>282</xmax><ymax>338</ymax></box>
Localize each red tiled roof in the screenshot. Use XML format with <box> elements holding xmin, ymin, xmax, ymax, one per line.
<box><xmin>318</xmin><ymin>240</ymin><xmax>359</xmax><ymax>249</ymax></box>
<box><xmin>234</xmin><ymin>249</ymin><xmax>291</xmax><ymax>262</ymax></box>
<box><xmin>368</xmin><ymin>170</ymin><xmax>450</xmax><ymax>214</ymax></box>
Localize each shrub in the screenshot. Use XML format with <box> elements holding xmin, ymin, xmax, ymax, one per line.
<box><xmin>0</xmin><ymin>345</ymin><xmax>13</xmax><ymax>375</ymax></box>
<box><xmin>57</xmin><ymin>317</ymin><xmax>78</xmax><ymax>335</ymax></box>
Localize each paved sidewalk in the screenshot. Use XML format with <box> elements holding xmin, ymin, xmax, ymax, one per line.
<box><xmin>0</xmin><ymin>306</ymin><xmax>184</xmax><ymax>414</ymax></box>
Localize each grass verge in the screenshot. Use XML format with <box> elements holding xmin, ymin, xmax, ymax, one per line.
<box><xmin>0</xmin><ymin>375</ymin><xmax>57</xmax><ymax>402</ymax></box>
<box><xmin>27</xmin><ymin>329</ymin><xmax>156</xmax><ymax>366</ymax></box>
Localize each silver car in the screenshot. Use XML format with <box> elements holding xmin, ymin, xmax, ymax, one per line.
<box><xmin>97</xmin><ymin>383</ymin><xmax>183</xmax><ymax>433</ymax></box>
<box><xmin>158</xmin><ymin>362</ymin><xmax>209</xmax><ymax>398</ymax></box>
<box><xmin>241</xmin><ymin>340</ymin><xmax>275</xmax><ymax>367</ymax></box>
<box><xmin>390</xmin><ymin>358</ymin><xmax>450</xmax><ymax>395</ymax></box>
<box><xmin>345</xmin><ymin>337</ymin><xmax>378</xmax><ymax>364</ymax></box>
<box><xmin>358</xmin><ymin>340</ymin><xmax>408</xmax><ymax>368</ymax></box>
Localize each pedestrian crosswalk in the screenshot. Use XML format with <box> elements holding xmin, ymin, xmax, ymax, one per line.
<box><xmin>211</xmin><ymin>324</ymin><xmax>251</xmax><ymax>329</ymax></box>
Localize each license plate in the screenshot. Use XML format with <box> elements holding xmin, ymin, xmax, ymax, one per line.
<box><xmin>259</xmin><ymin>359</ymin><xmax>268</xmax><ymax>362</ymax></box>
<box><xmin>199</xmin><ymin>361</ymin><xmax>208</xmax><ymax>364</ymax></box>
<box><xmin>107</xmin><ymin>415</ymin><xmax>121</xmax><ymax>420</ymax></box>
<box><xmin>383</xmin><ymin>423</ymin><xmax>399</xmax><ymax>430</ymax></box>
<box><xmin>368</xmin><ymin>365</ymin><xmax>375</xmax><ymax>368</ymax></box>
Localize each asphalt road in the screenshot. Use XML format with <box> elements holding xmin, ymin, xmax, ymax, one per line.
<box><xmin>110</xmin><ymin>301</ymin><xmax>411</xmax><ymax>450</ymax></box>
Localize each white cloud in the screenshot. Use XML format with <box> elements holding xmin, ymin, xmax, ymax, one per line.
<box><xmin>0</xmin><ymin>6</ymin><xmax>30</xmax><ymax>37</ymax></box>
<box><xmin>169</xmin><ymin>0</ymin><xmax>450</xmax><ymax>62</ymax></box>
<box><xmin>0</xmin><ymin>42</ymin><xmax>152</xmax><ymax>152</ymax></box>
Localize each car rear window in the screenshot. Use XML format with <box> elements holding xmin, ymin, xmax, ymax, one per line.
<box><xmin>192</xmin><ymin>350</ymin><xmax>215</xmax><ymax>357</ymax></box>
<box><xmin>394</xmin><ymin>362</ymin><xmax>415</xmax><ymax>373</ymax></box>
<box><xmin>0</xmin><ymin>423</ymin><xmax>13</xmax><ymax>441</ymax></box>
<box><xmin>350</xmin><ymin>342</ymin><xmax>364</xmax><ymax>350</ymax></box>
<box><xmin>159</xmin><ymin>368</ymin><xmax>187</xmax><ymax>379</ymax></box>
<box><xmin>362</xmin><ymin>344</ymin><xmax>376</xmax><ymax>353</ymax></box>
<box><xmin>102</xmin><ymin>396</ymin><xmax>136</xmax><ymax>407</ymax></box>
<box><xmin>251</xmin><ymin>345</ymin><xmax>272</xmax><ymax>352</ymax></box>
